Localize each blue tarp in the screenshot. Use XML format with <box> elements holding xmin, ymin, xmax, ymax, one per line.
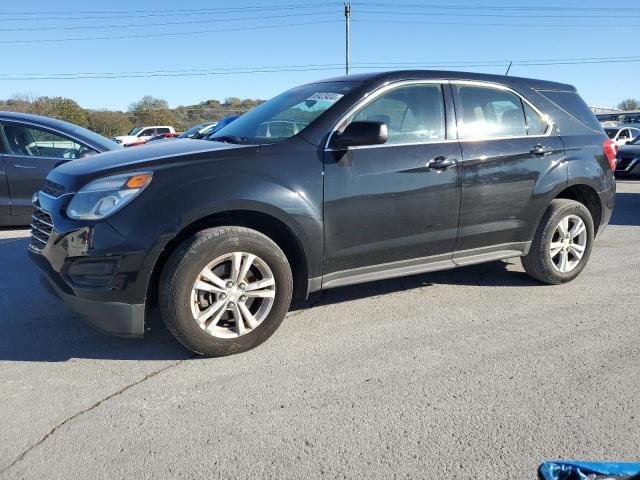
<box><xmin>539</xmin><ymin>461</ymin><xmax>640</xmax><ymax>480</ymax></box>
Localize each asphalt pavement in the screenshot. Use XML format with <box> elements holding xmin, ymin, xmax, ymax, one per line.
<box><xmin>1</xmin><ymin>180</ymin><xmax>639</xmax><ymax>479</ymax></box>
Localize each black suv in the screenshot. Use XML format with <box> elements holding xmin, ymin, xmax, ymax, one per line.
<box><xmin>29</xmin><ymin>71</ymin><xmax>616</xmax><ymax>356</ymax></box>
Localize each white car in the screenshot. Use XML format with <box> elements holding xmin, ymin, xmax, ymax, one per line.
<box><xmin>113</xmin><ymin>126</ymin><xmax>175</xmax><ymax>146</ymax></box>
<box><xmin>605</xmin><ymin>126</ymin><xmax>640</xmax><ymax>147</ymax></box>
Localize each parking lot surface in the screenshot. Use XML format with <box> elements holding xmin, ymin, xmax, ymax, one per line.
<box><xmin>1</xmin><ymin>181</ymin><xmax>639</xmax><ymax>479</ymax></box>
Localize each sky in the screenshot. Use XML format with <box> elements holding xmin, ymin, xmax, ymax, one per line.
<box><xmin>0</xmin><ymin>0</ymin><xmax>638</xmax><ymax>111</ymax></box>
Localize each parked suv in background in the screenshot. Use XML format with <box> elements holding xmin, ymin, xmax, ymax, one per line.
<box><xmin>112</xmin><ymin>126</ymin><xmax>175</xmax><ymax>146</ymax></box>
<box><xmin>29</xmin><ymin>71</ymin><xmax>616</xmax><ymax>356</ymax></box>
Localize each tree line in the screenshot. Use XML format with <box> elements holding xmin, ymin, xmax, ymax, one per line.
<box><xmin>0</xmin><ymin>94</ymin><xmax>264</xmax><ymax>138</ymax></box>
<box><xmin>1</xmin><ymin>94</ymin><xmax>638</xmax><ymax>139</ymax></box>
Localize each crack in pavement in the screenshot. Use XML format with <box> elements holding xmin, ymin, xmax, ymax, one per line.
<box><xmin>1</xmin><ymin>358</ymin><xmax>189</xmax><ymax>476</ymax></box>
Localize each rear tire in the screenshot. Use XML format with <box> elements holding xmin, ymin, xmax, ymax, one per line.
<box><xmin>159</xmin><ymin>226</ymin><xmax>293</xmax><ymax>356</ymax></box>
<box><xmin>521</xmin><ymin>199</ymin><xmax>594</xmax><ymax>284</ymax></box>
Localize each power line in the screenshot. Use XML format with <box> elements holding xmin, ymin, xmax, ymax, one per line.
<box><xmin>356</xmin><ymin>9</ymin><xmax>640</xmax><ymax>19</ymax></box>
<box><xmin>0</xmin><ymin>3</ymin><xmax>340</xmax><ymax>22</ymax></box>
<box><xmin>0</xmin><ymin>20</ymin><xmax>341</xmax><ymax>44</ymax></box>
<box><xmin>0</xmin><ymin>10</ymin><xmax>339</xmax><ymax>32</ymax></box>
<box><xmin>354</xmin><ymin>19</ymin><xmax>640</xmax><ymax>28</ymax></box>
<box><xmin>358</xmin><ymin>2</ymin><xmax>640</xmax><ymax>12</ymax></box>
<box><xmin>1</xmin><ymin>56</ymin><xmax>639</xmax><ymax>81</ymax></box>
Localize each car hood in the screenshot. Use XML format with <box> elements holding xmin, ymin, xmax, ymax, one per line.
<box><xmin>49</xmin><ymin>139</ymin><xmax>256</xmax><ymax>189</ymax></box>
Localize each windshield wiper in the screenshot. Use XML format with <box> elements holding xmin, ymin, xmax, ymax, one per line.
<box><xmin>208</xmin><ymin>135</ymin><xmax>247</xmax><ymax>144</ymax></box>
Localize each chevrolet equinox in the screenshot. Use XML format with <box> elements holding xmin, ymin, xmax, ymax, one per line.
<box><xmin>29</xmin><ymin>71</ymin><xmax>617</xmax><ymax>356</ymax></box>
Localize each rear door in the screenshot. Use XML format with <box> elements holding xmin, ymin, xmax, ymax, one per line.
<box><xmin>0</xmin><ymin>122</ymin><xmax>91</xmax><ymax>216</ymax></box>
<box><xmin>451</xmin><ymin>82</ymin><xmax>565</xmax><ymax>260</ymax></box>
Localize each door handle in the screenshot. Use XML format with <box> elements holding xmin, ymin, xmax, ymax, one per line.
<box><xmin>13</xmin><ymin>164</ymin><xmax>36</xmax><ymax>169</ymax></box>
<box><xmin>427</xmin><ymin>156</ymin><xmax>457</xmax><ymax>171</ymax></box>
<box><xmin>530</xmin><ymin>144</ymin><xmax>553</xmax><ymax>156</ymax></box>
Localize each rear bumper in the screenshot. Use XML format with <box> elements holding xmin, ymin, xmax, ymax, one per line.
<box><xmin>30</xmin><ymin>250</ymin><xmax>145</xmax><ymax>337</ymax></box>
<box><xmin>596</xmin><ymin>180</ymin><xmax>616</xmax><ymax>237</ymax></box>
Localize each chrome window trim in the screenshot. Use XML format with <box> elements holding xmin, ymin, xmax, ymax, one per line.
<box><xmin>324</xmin><ymin>79</ymin><xmax>448</xmax><ymax>151</ymax></box>
<box><xmin>324</xmin><ymin>79</ymin><xmax>555</xmax><ymax>151</ymax></box>
<box><xmin>451</xmin><ymin>80</ymin><xmax>554</xmax><ymax>140</ymax></box>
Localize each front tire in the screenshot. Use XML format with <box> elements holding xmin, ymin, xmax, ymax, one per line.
<box><xmin>521</xmin><ymin>199</ymin><xmax>595</xmax><ymax>284</ymax></box>
<box><xmin>159</xmin><ymin>226</ymin><xmax>293</xmax><ymax>356</ymax></box>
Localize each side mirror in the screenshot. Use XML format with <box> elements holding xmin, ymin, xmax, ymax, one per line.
<box><xmin>331</xmin><ymin>121</ymin><xmax>388</xmax><ymax>149</ymax></box>
<box><xmin>625</xmin><ymin>140</ymin><xmax>631</xmax><ymax>145</ymax></box>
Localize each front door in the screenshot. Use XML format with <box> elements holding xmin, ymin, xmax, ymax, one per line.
<box><xmin>450</xmin><ymin>82</ymin><xmax>566</xmax><ymax>258</ymax></box>
<box><xmin>0</xmin><ymin>123</ymin><xmax>87</xmax><ymax>217</ymax></box>
<box><xmin>323</xmin><ymin>82</ymin><xmax>462</xmax><ymax>286</ymax></box>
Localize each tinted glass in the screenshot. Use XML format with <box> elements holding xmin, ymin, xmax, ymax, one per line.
<box><xmin>211</xmin><ymin>81</ymin><xmax>360</xmax><ymax>143</ymax></box>
<box><xmin>350</xmin><ymin>84</ymin><xmax>445</xmax><ymax>144</ymax></box>
<box><xmin>524</xmin><ymin>102</ymin><xmax>548</xmax><ymax>135</ymax></box>
<box><xmin>141</xmin><ymin>129</ymin><xmax>155</xmax><ymax>136</ymax></box>
<box><xmin>605</xmin><ymin>129</ymin><xmax>617</xmax><ymax>139</ymax></box>
<box><xmin>618</xmin><ymin>129</ymin><xmax>630</xmax><ymax>139</ymax></box>
<box><xmin>0</xmin><ymin>124</ymin><xmax>92</xmax><ymax>159</ymax></box>
<box><xmin>539</xmin><ymin>90</ymin><xmax>602</xmax><ymax>131</ymax></box>
<box><xmin>157</xmin><ymin>128</ymin><xmax>170</xmax><ymax>134</ymax></box>
<box><xmin>455</xmin><ymin>85</ymin><xmax>526</xmax><ymax>138</ymax></box>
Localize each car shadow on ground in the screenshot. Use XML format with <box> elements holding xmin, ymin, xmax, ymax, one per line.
<box><xmin>1</xmin><ymin>187</ymin><xmax>634</xmax><ymax>362</ymax></box>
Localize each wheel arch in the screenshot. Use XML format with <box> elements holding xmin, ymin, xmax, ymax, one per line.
<box><xmin>146</xmin><ymin>208</ymin><xmax>313</xmax><ymax>309</ymax></box>
<box><xmin>554</xmin><ymin>183</ymin><xmax>602</xmax><ymax>235</ymax></box>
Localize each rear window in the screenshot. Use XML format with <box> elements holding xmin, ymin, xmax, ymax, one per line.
<box><xmin>538</xmin><ymin>90</ymin><xmax>602</xmax><ymax>131</ymax></box>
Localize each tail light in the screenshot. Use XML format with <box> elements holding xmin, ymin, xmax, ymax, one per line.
<box><xmin>603</xmin><ymin>138</ymin><xmax>618</xmax><ymax>171</ymax></box>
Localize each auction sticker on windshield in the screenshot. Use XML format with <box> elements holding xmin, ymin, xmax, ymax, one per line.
<box><xmin>306</xmin><ymin>92</ymin><xmax>344</xmax><ymax>103</ymax></box>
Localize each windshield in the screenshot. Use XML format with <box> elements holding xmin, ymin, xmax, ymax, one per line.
<box><xmin>605</xmin><ymin>129</ymin><xmax>618</xmax><ymax>139</ymax></box>
<box><xmin>128</xmin><ymin>127</ymin><xmax>142</xmax><ymax>136</ymax></box>
<box><xmin>210</xmin><ymin>81</ymin><xmax>360</xmax><ymax>143</ymax></box>
<box><xmin>179</xmin><ymin>123</ymin><xmax>213</xmax><ymax>138</ymax></box>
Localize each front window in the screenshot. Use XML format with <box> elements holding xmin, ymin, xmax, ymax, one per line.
<box><xmin>346</xmin><ymin>83</ymin><xmax>446</xmax><ymax>145</ymax></box>
<box><xmin>0</xmin><ymin>124</ymin><xmax>95</xmax><ymax>159</ymax></box>
<box><xmin>210</xmin><ymin>81</ymin><xmax>360</xmax><ymax>143</ymax></box>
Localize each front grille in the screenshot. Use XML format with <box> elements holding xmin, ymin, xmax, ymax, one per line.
<box><xmin>29</xmin><ymin>206</ymin><xmax>54</xmax><ymax>253</ymax></box>
<box><xmin>42</xmin><ymin>179</ymin><xmax>65</xmax><ymax>198</ymax></box>
<box><xmin>616</xmin><ymin>156</ymin><xmax>640</xmax><ymax>172</ymax></box>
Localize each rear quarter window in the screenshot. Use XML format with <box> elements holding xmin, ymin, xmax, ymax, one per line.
<box><xmin>538</xmin><ymin>90</ymin><xmax>602</xmax><ymax>132</ymax></box>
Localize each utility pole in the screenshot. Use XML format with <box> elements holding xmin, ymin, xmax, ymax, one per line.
<box><xmin>344</xmin><ymin>1</ymin><xmax>351</xmax><ymax>75</ymax></box>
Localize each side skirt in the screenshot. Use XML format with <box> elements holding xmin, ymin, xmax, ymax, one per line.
<box><xmin>314</xmin><ymin>242</ymin><xmax>531</xmax><ymax>291</ymax></box>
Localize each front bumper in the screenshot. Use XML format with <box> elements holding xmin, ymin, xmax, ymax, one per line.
<box><xmin>28</xmin><ymin>192</ymin><xmax>170</xmax><ymax>337</ymax></box>
<box><xmin>32</xmin><ymin>250</ymin><xmax>145</xmax><ymax>337</ymax></box>
<box><xmin>30</xmin><ymin>243</ymin><xmax>147</xmax><ymax>337</ymax></box>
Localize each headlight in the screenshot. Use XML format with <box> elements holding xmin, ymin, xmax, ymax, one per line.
<box><xmin>66</xmin><ymin>172</ymin><xmax>153</xmax><ymax>220</ymax></box>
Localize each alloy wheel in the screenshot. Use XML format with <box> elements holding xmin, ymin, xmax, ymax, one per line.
<box><xmin>190</xmin><ymin>252</ymin><xmax>276</xmax><ymax>338</ymax></box>
<box><xmin>549</xmin><ymin>214</ymin><xmax>587</xmax><ymax>273</ymax></box>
